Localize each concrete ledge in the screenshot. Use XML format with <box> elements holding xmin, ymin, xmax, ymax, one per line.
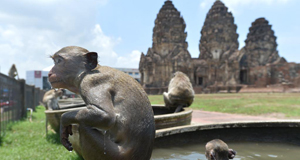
<box><xmin>154</xmin><ymin>120</ymin><xmax>300</xmax><ymax>148</ymax></box>
<box><xmin>45</xmin><ymin>104</ymin><xmax>193</xmax><ymax>131</ymax></box>
<box><xmin>156</xmin><ymin>120</ymin><xmax>300</xmax><ymax>138</ymax></box>
<box><xmin>154</xmin><ymin>105</ymin><xmax>193</xmax><ymax>130</ymax></box>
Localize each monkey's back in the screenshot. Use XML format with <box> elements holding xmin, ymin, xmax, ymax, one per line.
<box><xmin>168</xmin><ymin>73</ymin><xmax>194</xmax><ymax>106</ymax></box>
<box><xmin>42</xmin><ymin>90</ymin><xmax>55</xmax><ymax>109</ymax></box>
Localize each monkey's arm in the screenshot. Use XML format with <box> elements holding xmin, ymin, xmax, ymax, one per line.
<box><xmin>61</xmin><ymin>85</ymin><xmax>116</xmax><ymax>129</ymax></box>
<box><xmin>60</xmin><ymin>85</ymin><xmax>116</xmax><ymax>151</ymax></box>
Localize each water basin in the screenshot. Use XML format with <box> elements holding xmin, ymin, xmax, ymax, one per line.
<box><xmin>152</xmin><ymin>142</ymin><xmax>300</xmax><ymax>160</ymax></box>
<box><xmin>153</xmin><ymin>121</ymin><xmax>300</xmax><ymax>160</ymax></box>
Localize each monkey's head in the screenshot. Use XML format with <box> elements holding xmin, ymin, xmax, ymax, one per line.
<box><xmin>172</xmin><ymin>71</ymin><xmax>188</xmax><ymax>79</ymax></box>
<box><xmin>48</xmin><ymin>46</ymin><xmax>98</xmax><ymax>93</ymax></box>
<box><xmin>54</xmin><ymin>88</ymin><xmax>64</xmax><ymax>97</ymax></box>
<box><xmin>205</xmin><ymin>139</ymin><xmax>237</xmax><ymax>160</ymax></box>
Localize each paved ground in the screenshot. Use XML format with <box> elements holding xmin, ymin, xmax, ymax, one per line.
<box><xmin>191</xmin><ymin>110</ymin><xmax>279</xmax><ymax>124</ymax></box>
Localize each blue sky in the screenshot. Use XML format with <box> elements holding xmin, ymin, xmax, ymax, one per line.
<box><xmin>0</xmin><ymin>0</ymin><xmax>299</xmax><ymax>79</ymax></box>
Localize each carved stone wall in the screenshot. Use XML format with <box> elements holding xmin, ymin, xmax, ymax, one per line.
<box><xmin>241</xmin><ymin>18</ymin><xmax>281</xmax><ymax>68</ymax></box>
<box><xmin>194</xmin><ymin>0</ymin><xmax>240</xmax><ymax>87</ymax></box>
<box><xmin>139</xmin><ymin>0</ymin><xmax>300</xmax><ymax>94</ymax></box>
<box><xmin>199</xmin><ymin>0</ymin><xmax>239</xmax><ymax>61</ymax></box>
<box><xmin>139</xmin><ymin>0</ymin><xmax>193</xmax><ymax>89</ymax></box>
<box><xmin>247</xmin><ymin>62</ymin><xmax>300</xmax><ymax>87</ymax></box>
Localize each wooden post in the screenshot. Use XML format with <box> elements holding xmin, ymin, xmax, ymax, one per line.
<box><xmin>18</xmin><ymin>79</ymin><xmax>26</xmax><ymax>119</ymax></box>
<box><xmin>32</xmin><ymin>86</ymin><xmax>36</xmax><ymax>111</ymax></box>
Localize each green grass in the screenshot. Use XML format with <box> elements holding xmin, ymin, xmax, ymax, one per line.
<box><xmin>149</xmin><ymin>93</ymin><xmax>300</xmax><ymax>118</ymax></box>
<box><xmin>0</xmin><ymin>106</ymin><xmax>82</xmax><ymax>160</ymax></box>
<box><xmin>1</xmin><ymin>93</ymin><xmax>299</xmax><ymax>159</ymax></box>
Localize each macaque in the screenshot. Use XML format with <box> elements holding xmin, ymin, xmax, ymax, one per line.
<box><xmin>8</xmin><ymin>64</ymin><xmax>19</xmax><ymax>79</ymax></box>
<box><xmin>163</xmin><ymin>71</ymin><xmax>194</xmax><ymax>112</ymax></box>
<box><xmin>42</xmin><ymin>89</ymin><xmax>63</xmax><ymax>110</ymax></box>
<box><xmin>48</xmin><ymin>46</ymin><xmax>155</xmax><ymax>160</ymax></box>
<box><xmin>205</xmin><ymin>139</ymin><xmax>237</xmax><ymax>160</ymax></box>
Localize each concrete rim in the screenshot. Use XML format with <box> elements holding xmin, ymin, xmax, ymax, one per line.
<box><xmin>155</xmin><ymin>120</ymin><xmax>300</xmax><ymax>138</ymax></box>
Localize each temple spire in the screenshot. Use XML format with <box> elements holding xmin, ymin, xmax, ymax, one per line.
<box><xmin>139</xmin><ymin>0</ymin><xmax>194</xmax><ymax>88</ymax></box>
<box><xmin>243</xmin><ymin>17</ymin><xmax>280</xmax><ymax>67</ymax></box>
<box><xmin>199</xmin><ymin>0</ymin><xmax>238</xmax><ymax>60</ymax></box>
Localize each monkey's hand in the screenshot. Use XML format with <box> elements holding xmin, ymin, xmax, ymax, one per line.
<box><xmin>60</xmin><ymin>125</ymin><xmax>73</xmax><ymax>151</ymax></box>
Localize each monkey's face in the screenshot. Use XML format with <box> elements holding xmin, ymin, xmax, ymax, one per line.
<box><xmin>55</xmin><ymin>88</ymin><xmax>64</xmax><ymax>97</ymax></box>
<box><xmin>49</xmin><ymin>55</ymin><xmax>65</xmax><ymax>88</ymax></box>
<box><xmin>48</xmin><ymin>46</ymin><xmax>99</xmax><ymax>94</ymax></box>
<box><xmin>48</xmin><ymin>53</ymin><xmax>84</xmax><ymax>93</ymax></box>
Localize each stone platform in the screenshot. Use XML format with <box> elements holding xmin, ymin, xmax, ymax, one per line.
<box><xmin>191</xmin><ymin>110</ymin><xmax>279</xmax><ymax>124</ymax></box>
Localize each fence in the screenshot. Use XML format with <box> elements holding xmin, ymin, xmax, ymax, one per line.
<box><xmin>0</xmin><ymin>73</ymin><xmax>45</xmax><ymax>136</ymax></box>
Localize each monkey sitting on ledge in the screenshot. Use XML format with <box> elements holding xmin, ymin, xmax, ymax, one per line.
<box><xmin>205</xmin><ymin>139</ymin><xmax>237</xmax><ymax>160</ymax></box>
<box><xmin>163</xmin><ymin>71</ymin><xmax>194</xmax><ymax>113</ymax></box>
<box><xmin>48</xmin><ymin>46</ymin><xmax>155</xmax><ymax>160</ymax></box>
<box><xmin>42</xmin><ymin>89</ymin><xmax>63</xmax><ymax>110</ymax></box>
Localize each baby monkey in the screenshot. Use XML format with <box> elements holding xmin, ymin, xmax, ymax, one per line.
<box><xmin>205</xmin><ymin>139</ymin><xmax>237</xmax><ymax>160</ymax></box>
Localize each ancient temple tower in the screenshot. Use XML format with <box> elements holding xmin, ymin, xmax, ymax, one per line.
<box><xmin>241</xmin><ymin>18</ymin><xmax>281</xmax><ymax>68</ymax></box>
<box><xmin>139</xmin><ymin>0</ymin><xmax>193</xmax><ymax>90</ymax></box>
<box><xmin>199</xmin><ymin>0</ymin><xmax>239</xmax><ymax>60</ymax></box>
<box><xmin>194</xmin><ymin>0</ymin><xmax>240</xmax><ymax>87</ymax></box>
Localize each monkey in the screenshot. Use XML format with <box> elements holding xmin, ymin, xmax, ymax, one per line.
<box><xmin>205</xmin><ymin>139</ymin><xmax>237</xmax><ymax>160</ymax></box>
<box><xmin>8</xmin><ymin>64</ymin><xmax>19</xmax><ymax>79</ymax></box>
<box><xmin>48</xmin><ymin>46</ymin><xmax>155</xmax><ymax>160</ymax></box>
<box><xmin>42</xmin><ymin>89</ymin><xmax>63</xmax><ymax>110</ymax></box>
<box><xmin>42</xmin><ymin>88</ymin><xmax>63</xmax><ymax>134</ymax></box>
<box><xmin>163</xmin><ymin>71</ymin><xmax>194</xmax><ymax>113</ymax></box>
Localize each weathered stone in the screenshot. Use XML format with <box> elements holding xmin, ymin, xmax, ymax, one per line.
<box><xmin>241</xmin><ymin>18</ymin><xmax>281</xmax><ymax>68</ymax></box>
<box><xmin>199</xmin><ymin>0</ymin><xmax>239</xmax><ymax>61</ymax></box>
<box><xmin>193</xmin><ymin>0</ymin><xmax>240</xmax><ymax>88</ymax></box>
<box><xmin>139</xmin><ymin>0</ymin><xmax>194</xmax><ymax>91</ymax></box>
<box><xmin>139</xmin><ymin>0</ymin><xmax>300</xmax><ymax>94</ymax></box>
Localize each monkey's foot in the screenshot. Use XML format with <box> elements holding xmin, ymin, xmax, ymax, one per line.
<box><xmin>174</xmin><ymin>105</ymin><xmax>183</xmax><ymax>113</ymax></box>
<box><xmin>61</xmin><ymin>125</ymin><xmax>73</xmax><ymax>151</ymax></box>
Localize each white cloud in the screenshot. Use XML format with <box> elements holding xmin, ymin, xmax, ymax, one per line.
<box><xmin>85</xmin><ymin>24</ymin><xmax>121</xmax><ymax>67</ymax></box>
<box><xmin>223</xmin><ymin>0</ymin><xmax>291</xmax><ymax>12</ymax></box>
<box><xmin>200</xmin><ymin>0</ymin><xmax>293</xmax><ymax>12</ymax></box>
<box><xmin>0</xmin><ymin>0</ymin><xmax>138</xmax><ymax>80</ymax></box>
<box><xmin>115</xmin><ymin>50</ymin><xmax>142</xmax><ymax>68</ymax></box>
<box><xmin>200</xmin><ymin>1</ymin><xmax>208</xmax><ymax>9</ymax></box>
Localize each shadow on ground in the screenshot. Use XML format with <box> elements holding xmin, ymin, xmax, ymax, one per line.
<box><xmin>46</xmin><ymin>133</ymin><xmax>61</xmax><ymax>144</ymax></box>
<box><xmin>0</xmin><ymin>135</ymin><xmax>3</xmax><ymax>146</ymax></box>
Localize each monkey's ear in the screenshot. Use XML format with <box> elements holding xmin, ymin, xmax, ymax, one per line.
<box><xmin>228</xmin><ymin>149</ymin><xmax>236</xmax><ymax>159</ymax></box>
<box><xmin>86</xmin><ymin>52</ymin><xmax>98</xmax><ymax>70</ymax></box>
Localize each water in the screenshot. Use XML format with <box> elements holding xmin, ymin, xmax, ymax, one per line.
<box><xmin>103</xmin><ymin>130</ymin><xmax>107</xmax><ymax>155</ymax></box>
<box><xmin>151</xmin><ymin>142</ymin><xmax>300</xmax><ymax>160</ymax></box>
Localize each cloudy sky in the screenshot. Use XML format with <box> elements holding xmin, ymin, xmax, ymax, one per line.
<box><xmin>0</xmin><ymin>0</ymin><xmax>299</xmax><ymax>79</ymax></box>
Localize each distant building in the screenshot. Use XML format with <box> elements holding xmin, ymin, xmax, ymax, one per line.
<box><xmin>139</xmin><ymin>0</ymin><xmax>300</xmax><ymax>94</ymax></box>
<box><xmin>114</xmin><ymin>68</ymin><xmax>141</xmax><ymax>82</ymax></box>
<box><xmin>26</xmin><ymin>70</ymin><xmax>51</xmax><ymax>90</ymax></box>
<box><xmin>26</xmin><ymin>67</ymin><xmax>141</xmax><ymax>91</ymax></box>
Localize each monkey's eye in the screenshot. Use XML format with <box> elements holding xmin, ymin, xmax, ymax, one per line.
<box><xmin>54</xmin><ymin>58</ymin><xmax>62</xmax><ymax>64</ymax></box>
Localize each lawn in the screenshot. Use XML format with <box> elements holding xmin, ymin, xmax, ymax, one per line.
<box><xmin>149</xmin><ymin>93</ymin><xmax>300</xmax><ymax>118</ymax></box>
<box><xmin>0</xmin><ymin>106</ymin><xmax>82</xmax><ymax>160</ymax></box>
<box><xmin>1</xmin><ymin>93</ymin><xmax>299</xmax><ymax>159</ymax></box>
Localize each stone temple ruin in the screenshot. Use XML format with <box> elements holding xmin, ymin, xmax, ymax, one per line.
<box><xmin>139</xmin><ymin>0</ymin><xmax>193</xmax><ymax>91</ymax></box>
<box><xmin>139</xmin><ymin>0</ymin><xmax>300</xmax><ymax>94</ymax></box>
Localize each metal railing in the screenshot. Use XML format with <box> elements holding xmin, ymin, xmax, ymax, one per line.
<box><xmin>0</xmin><ymin>73</ymin><xmax>45</xmax><ymax>136</ymax></box>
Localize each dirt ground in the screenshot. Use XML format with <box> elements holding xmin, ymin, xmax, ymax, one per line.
<box><xmin>191</xmin><ymin>109</ymin><xmax>293</xmax><ymax>124</ymax></box>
